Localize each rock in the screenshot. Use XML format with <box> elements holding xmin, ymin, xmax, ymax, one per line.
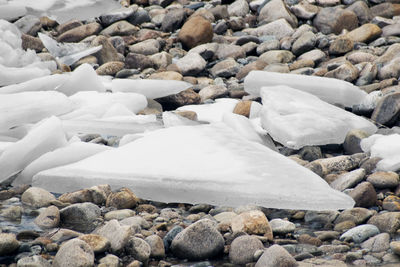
<box><xmin>383</xmin><ymin>195</ymin><xmax>400</xmax><ymax>211</ymax></box>
<box><xmin>176</xmin><ymin>53</ymin><xmax>207</xmax><ymax>75</ymax></box>
<box><xmin>210</xmin><ymin>58</ymin><xmax>240</xmax><ymax>78</ymax></box>
<box><xmin>178</xmin><ymin>16</ymin><xmax>213</xmax><ymax>49</ymax></box>
<box><xmin>106</xmin><ymin>188</ymin><xmax>138</xmax><ymax>209</ymax></box>
<box><xmin>233</xmin><ymin>101</ymin><xmax>252</xmax><ymax>117</ymax></box>
<box><xmin>125</xmin><ymin>53</ymin><xmax>154</xmax><ymax>70</ymax></box>
<box><xmin>292</xmin><ymin>31</ymin><xmax>316</xmax><ymax>56</ymax></box>
<box><xmin>199</xmin><ymin>85</ymin><xmax>228</xmax><ymax>102</ymax></box>
<box><xmin>255</xmin><ymin>244</ymin><xmax>298</xmax><ymax>267</ymax></box>
<box><xmin>56</xmin><ymin>20</ymin><xmax>82</xmax><ymax>35</ymax></box>
<box><xmin>0</xmin><ymin>233</ymin><xmax>19</xmax><ymax>256</ymax></box>
<box><xmin>259</xmin><ymin>50</ymin><xmax>295</xmax><ymax>64</ymax></box>
<box><xmin>96</xmin><ymin>61</ymin><xmax>125</xmax><ymax>76</ymax></box>
<box><xmin>340</xmin><ymin>224</ymin><xmax>380</xmax><ymax>243</ymax></box>
<box><xmin>245</xmin><ymin>19</ymin><xmax>294</xmax><ymax>40</ymax></box>
<box><xmin>324</xmin><ymin>61</ymin><xmax>359</xmax><ymax>82</ymax></box>
<box><xmin>101</xmin><ymin>21</ymin><xmax>138</xmax><ymax>36</ymax></box>
<box><xmin>94</xmin><ymin>219</ymin><xmax>133</xmax><ymax>253</ymax></box>
<box><xmin>216</xmin><ymin>44</ymin><xmax>246</xmax><ymax>60</ymax></box>
<box><xmin>370</xmin><ymin>3</ymin><xmax>400</xmax><ymax>19</ymax></box>
<box><xmin>60</xmin><ymin>202</ymin><xmax>101</xmax><ymax>232</ymax></box>
<box><xmin>345</xmin><ymin>24</ymin><xmax>382</xmax><ymax>43</ymax></box>
<box><xmin>104</xmin><ymin>209</ymin><xmax>135</xmax><ymax>221</ymax></box>
<box><xmin>14</xmin><ymin>15</ymin><xmax>41</xmax><ymax>36</ymax></box>
<box><xmin>229</xmin><ymin>235</ymin><xmax>264</xmax><ymax>265</ymax></box>
<box><xmin>228</xmin><ymin>0</ymin><xmax>249</xmax><ymax>17</ymax></box>
<box><xmin>259</xmin><ymin>0</ymin><xmax>297</xmax><ymax>28</ymax></box>
<box><xmin>298</xmin><ymin>49</ymin><xmax>326</xmax><ymax>64</ymax></box>
<box><xmin>156</xmin><ymin>89</ymin><xmax>201</xmax><ymax>110</ymax></box>
<box><xmin>390</xmin><ymin>241</ymin><xmax>400</xmax><ymax>256</ymax></box>
<box><xmin>291</xmin><ymin>1</ymin><xmax>319</xmax><ymax>20</ymax></box>
<box><xmin>163</xmin><ymin>226</ymin><xmax>183</xmax><ymax>252</ymax></box>
<box><xmin>346</xmin><ymin>1</ymin><xmax>371</xmax><ymax>24</ymax></box>
<box><xmin>145</xmin><ymin>235</ymin><xmax>165</xmax><ymax>259</ymax></box>
<box><xmin>1</xmin><ymin>206</ymin><xmax>22</xmax><ymax>221</ymax></box>
<box><xmin>361</xmin><ymin>233</ymin><xmax>390</xmax><ymax>252</ymax></box>
<box><xmin>305</xmin><ymin>210</ymin><xmax>339</xmax><ymax>226</ymax></box>
<box><xmin>98</xmin><ymin>254</ymin><xmax>120</xmax><ymax>267</ymax></box>
<box><xmin>334</xmin><ymin>220</ymin><xmax>356</xmax><ymax>232</ymax></box>
<box><xmin>129</xmin><ymin>39</ymin><xmax>160</xmax><ymax>55</ymax></box>
<box><xmin>162</xmin><ymin>8</ymin><xmax>186</xmax><ymax>32</ymax></box>
<box><xmin>299</xmin><ymin>146</ymin><xmax>322</xmax><ymax>162</ymax></box>
<box><xmin>367</xmin><ymin>212</ymin><xmax>400</xmax><ymax>234</ymax></box>
<box><xmin>21</xmin><ymin>187</ymin><xmax>56</xmax><ymax>208</ymax></box>
<box><xmin>298</xmin><ymin>234</ymin><xmax>322</xmax><ymax>246</ymax></box>
<box><xmin>21</xmin><ymin>34</ymin><xmax>44</xmax><ymax>52</ymax></box>
<box><xmin>236</xmin><ymin>61</ymin><xmax>267</xmax><ymax>80</ymax></box>
<box><xmin>150</xmin><ymin>52</ymin><xmax>173</xmax><ymax>69</ymax></box>
<box><xmin>78</xmin><ymin>234</ymin><xmax>110</xmax><ymax>254</ymax></box>
<box><xmin>17</xmin><ymin>255</ymin><xmax>51</xmax><ymax>267</ymax></box>
<box><xmin>367</xmin><ymin>171</ymin><xmax>399</xmax><ymax>189</ymax></box>
<box><xmin>344</xmin><ymin>129</ymin><xmax>369</xmax><ymax>155</ymax></box>
<box><xmin>53</xmin><ymin>239</ymin><xmax>94</xmax><ymax>267</ymax></box>
<box><xmin>257</xmin><ymin>39</ymin><xmax>280</xmax><ymax>55</ymax></box>
<box><xmin>349</xmin><ymin>182</ymin><xmax>377</xmax><ymax>208</ymax></box>
<box><xmin>171</xmin><ymin>219</ymin><xmax>224</xmax><ymax>260</ymax></box>
<box><xmin>329</xmin><ymin>37</ymin><xmax>354</xmax><ymax>55</ymax></box>
<box><xmin>329</xmin><ymin>169</ymin><xmax>366</xmax><ymax>191</ymax></box>
<box><xmin>270</xmin><ymin>219</ymin><xmax>296</xmax><ymax>234</ymax></box>
<box><xmin>126</xmin><ymin>237</ymin><xmax>151</xmax><ymax>263</ymax></box>
<box><xmin>57</xmin><ymin>22</ymin><xmax>102</xmax><ymax>42</ymax></box>
<box><xmin>91</xmin><ymin>35</ymin><xmax>120</xmax><ymax>65</ymax></box>
<box><xmin>371</xmin><ymin>93</ymin><xmax>400</xmax><ymax>127</ymax></box>
<box><xmin>99</xmin><ymin>6</ymin><xmax>137</xmax><ymax>26</ymax></box>
<box><xmin>34</xmin><ymin>205</ymin><xmax>60</xmax><ymax>229</ymax></box>
<box><xmin>335</xmin><ymin>208</ymin><xmax>375</xmax><ymax>225</ymax></box>
<box><xmin>231</xmin><ymin>210</ymin><xmax>273</xmax><ymax>240</ymax></box>
<box><xmin>382</xmin><ymin>23</ymin><xmax>400</xmax><ymax>37</ymax></box>
<box><xmin>313</xmin><ymin>7</ymin><xmax>358</xmax><ymax>35</ymax></box>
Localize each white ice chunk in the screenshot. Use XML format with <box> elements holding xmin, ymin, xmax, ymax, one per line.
<box><xmin>177</xmin><ymin>98</ymin><xmax>238</xmax><ymax>123</ymax></box>
<box><xmin>0</xmin><ymin>4</ymin><xmax>27</xmax><ymax>21</ymax></box>
<box><xmin>245</xmin><ymin>71</ymin><xmax>367</xmax><ymax>107</ymax></box>
<box><xmin>102</xmin><ymin>103</ymin><xmax>136</xmax><ymax>118</ymax></box>
<box><xmin>99</xmin><ymin>115</ymin><xmax>157</xmax><ymax>123</ymax></box>
<box><xmin>0</xmin><ymin>65</ymin><xmax>51</xmax><ymax>86</ymax></box>
<box><xmin>119</xmin><ymin>133</ymin><xmax>146</xmax><ymax>146</ymax></box>
<box><xmin>61</xmin><ymin>91</ymin><xmax>147</xmax><ymax>119</ymax></box>
<box><xmin>162</xmin><ymin>112</ymin><xmax>200</xmax><ymax>128</ymax></box>
<box><xmin>0</xmin><ymin>141</ymin><xmax>13</xmax><ymax>156</ymax></box>
<box><xmin>361</xmin><ymin>134</ymin><xmax>400</xmax><ymax>171</ymax></box>
<box><xmin>33</xmin><ymin>123</ymin><xmax>355</xmax><ymax>210</ymax></box>
<box><xmin>111</xmin><ymin>79</ymin><xmax>192</xmax><ymax>99</ymax></box>
<box><xmin>249</xmin><ymin>101</ymin><xmax>263</xmax><ymax>119</ymax></box>
<box><xmin>0</xmin><ymin>125</ymin><xmax>31</xmax><ymax>140</ymax></box>
<box><xmin>13</xmin><ymin>142</ymin><xmax>112</xmax><ymax>185</ymax></box>
<box><xmin>0</xmin><ymin>116</ymin><xmax>67</xmax><ymax>183</ymax></box>
<box><xmin>0</xmin><ymin>91</ymin><xmax>73</xmax><ymax>131</ymax></box>
<box><xmin>222</xmin><ymin>113</ymin><xmax>264</xmax><ymax>145</ymax></box>
<box><xmin>260</xmin><ymin>86</ymin><xmax>377</xmax><ymax>149</ymax></box>
<box><xmin>0</xmin><ymin>74</ymin><xmax>68</xmax><ymax>94</ymax></box>
<box><xmin>56</xmin><ymin>64</ymin><xmax>106</xmax><ymax>96</ymax></box>
<box><xmin>38</xmin><ymin>33</ymin><xmax>102</xmax><ymax>66</ymax></box>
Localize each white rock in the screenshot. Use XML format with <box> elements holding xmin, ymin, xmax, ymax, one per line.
<box><xmin>13</xmin><ymin>142</ymin><xmax>112</xmax><ymax>185</ymax></box>
<box><xmin>245</xmin><ymin>71</ymin><xmax>367</xmax><ymax>107</ymax></box>
<box><xmin>0</xmin><ymin>116</ymin><xmax>67</xmax><ymax>183</ymax></box>
<box><xmin>361</xmin><ymin>134</ymin><xmax>400</xmax><ymax>171</ymax></box>
<box><xmin>33</xmin><ymin>123</ymin><xmax>354</xmax><ymax>210</ymax></box>
<box><xmin>0</xmin><ymin>91</ymin><xmax>73</xmax><ymax>131</ymax></box>
<box><xmin>260</xmin><ymin>86</ymin><xmax>377</xmax><ymax>149</ymax></box>
<box><xmin>111</xmin><ymin>79</ymin><xmax>192</xmax><ymax>99</ymax></box>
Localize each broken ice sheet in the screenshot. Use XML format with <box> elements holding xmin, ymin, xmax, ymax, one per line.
<box><xmin>38</xmin><ymin>33</ymin><xmax>102</xmax><ymax>66</ymax></box>
<box><xmin>260</xmin><ymin>86</ymin><xmax>377</xmax><ymax>150</ymax></box>
<box><xmin>162</xmin><ymin>111</ymin><xmax>201</xmax><ymax>128</ymax></box>
<box><xmin>0</xmin><ymin>91</ymin><xmax>73</xmax><ymax>131</ymax></box>
<box><xmin>0</xmin><ymin>64</ymin><xmax>53</xmax><ymax>86</ymax></box>
<box><xmin>13</xmin><ymin>142</ymin><xmax>112</xmax><ymax>186</ymax></box>
<box><xmin>111</xmin><ymin>79</ymin><xmax>193</xmax><ymax>99</ymax></box>
<box><xmin>245</xmin><ymin>71</ymin><xmax>367</xmax><ymax>107</ymax></box>
<box><xmin>361</xmin><ymin>134</ymin><xmax>400</xmax><ymax>171</ymax></box>
<box><xmin>0</xmin><ymin>74</ymin><xmax>68</xmax><ymax>94</ymax></box>
<box><xmin>33</xmin><ymin>123</ymin><xmax>354</xmax><ymax>210</ymax></box>
<box><xmin>177</xmin><ymin>98</ymin><xmax>239</xmax><ymax>123</ymax></box>
<box><xmin>0</xmin><ymin>116</ymin><xmax>67</xmax><ymax>184</ymax></box>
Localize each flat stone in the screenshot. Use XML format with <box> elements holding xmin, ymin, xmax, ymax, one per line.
<box><xmin>340</xmin><ymin>224</ymin><xmax>380</xmax><ymax>243</ymax></box>
<box><xmin>99</xmin><ymin>6</ymin><xmax>137</xmax><ymax>26</ymax></box>
<box><xmin>335</xmin><ymin>208</ymin><xmax>376</xmax><ymax>225</ymax></box>
<box><xmin>259</xmin><ymin>50</ymin><xmax>295</xmax><ymax>64</ymax></box>
<box><xmin>345</xmin><ymin>24</ymin><xmax>382</xmax><ymax>43</ymax></box>
<box><xmin>361</xmin><ymin>233</ymin><xmax>390</xmax><ymax>252</ymax></box>
<box><xmin>176</xmin><ymin>53</ymin><xmax>207</xmax><ymax>75</ymax></box>
<box><xmin>383</xmin><ymin>23</ymin><xmax>400</xmax><ymax>37</ymax></box>
<box><xmin>330</xmin><ymin>169</ymin><xmax>366</xmax><ymax>191</ymax></box>
<box><xmin>324</xmin><ymin>61</ymin><xmax>359</xmax><ymax>82</ymax></box>
<box><xmin>129</xmin><ymin>39</ymin><xmax>160</xmax><ymax>55</ymax></box>
<box><xmin>245</xmin><ymin>19</ymin><xmax>294</xmax><ymax>40</ymax></box>
<box><xmin>270</xmin><ymin>219</ymin><xmax>296</xmax><ymax>234</ymax></box>
<box><xmin>104</xmin><ymin>209</ymin><xmax>135</xmax><ymax>221</ymax></box>
<box><xmin>199</xmin><ymin>85</ymin><xmax>228</xmax><ymax>102</ymax></box>
<box><xmin>101</xmin><ymin>20</ymin><xmax>138</xmax><ymax>36</ymax></box>
<box><xmin>125</xmin><ymin>53</ymin><xmax>154</xmax><ymax>70</ymax></box>
<box><xmin>382</xmin><ymin>195</ymin><xmax>400</xmax><ymax>211</ymax></box>
<box><xmin>57</xmin><ymin>23</ymin><xmax>102</xmax><ymax>42</ymax></box>
<box><xmin>17</xmin><ymin>255</ymin><xmax>51</xmax><ymax>267</ymax></box>
<box><xmin>329</xmin><ymin>37</ymin><xmax>354</xmax><ymax>55</ymax></box>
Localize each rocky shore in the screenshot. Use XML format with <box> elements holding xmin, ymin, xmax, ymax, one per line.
<box><xmin>2</xmin><ymin>0</ymin><xmax>400</xmax><ymax>266</ymax></box>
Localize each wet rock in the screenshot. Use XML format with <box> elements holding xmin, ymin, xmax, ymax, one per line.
<box><xmin>53</xmin><ymin>239</ymin><xmax>94</xmax><ymax>267</ymax></box>
<box><xmin>229</xmin><ymin>235</ymin><xmax>264</xmax><ymax>265</ymax></box>
<box><xmin>340</xmin><ymin>224</ymin><xmax>380</xmax><ymax>243</ymax></box>
<box><xmin>345</xmin><ymin>24</ymin><xmax>382</xmax><ymax>43</ymax></box>
<box><xmin>349</xmin><ymin>181</ymin><xmax>377</xmax><ymax>208</ymax></box>
<box><xmin>57</xmin><ymin>22</ymin><xmax>102</xmax><ymax>42</ymax></box>
<box><xmin>0</xmin><ymin>233</ymin><xmax>19</xmax><ymax>256</ymax></box>
<box><xmin>21</xmin><ymin>187</ymin><xmax>56</xmax><ymax>208</ymax></box>
<box><xmin>60</xmin><ymin>202</ymin><xmax>101</xmax><ymax>232</ymax></box>
<box><xmin>231</xmin><ymin>210</ymin><xmax>273</xmax><ymax>240</ymax></box>
<box><xmin>361</xmin><ymin>233</ymin><xmax>390</xmax><ymax>252</ymax></box>
<box><xmin>178</xmin><ymin>16</ymin><xmax>213</xmax><ymax>49</ymax></box>
<box><xmin>329</xmin><ymin>37</ymin><xmax>354</xmax><ymax>55</ymax></box>
<box><xmin>259</xmin><ymin>0</ymin><xmax>297</xmax><ymax>28</ymax></box>
<box><xmin>162</xmin><ymin>8</ymin><xmax>186</xmax><ymax>33</ymax></box>
<box><xmin>125</xmin><ymin>53</ymin><xmax>154</xmax><ymax>70</ymax></box>
<box><xmin>78</xmin><ymin>234</ymin><xmax>110</xmax><ymax>254</ymax></box>
<box><xmin>94</xmin><ymin>219</ymin><xmax>133</xmax><ymax>253</ymax></box>
<box><xmin>367</xmin><ymin>171</ymin><xmax>399</xmax><ymax>189</ymax></box>
<box><xmin>145</xmin><ymin>235</ymin><xmax>165</xmax><ymax>259</ymax></box>
<box><xmin>34</xmin><ymin>205</ymin><xmax>60</xmax><ymax>229</ymax></box>
<box><xmin>367</xmin><ymin>212</ymin><xmax>400</xmax><ymax>234</ymax></box>
<box><xmin>101</xmin><ymin>21</ymin><xmax>139</xmax><ymax>36</ymax></box>
<box><xmin>255</xmin><ymin>244</ymin><xmax>298</xmax><ymax>267</ymax></box>
<box><xmin>171</xmin><ymin>219</ymin><xmax>224</xmax><ymax>260</ymax></box>
<box><xmin>335</xmin><ymin>208</ymin><xmax>375</xmax><ymax>225</ymax></box>
<box><xmin>106</xmin><ymin>188</ymin><xmax>138</xmax><ymax>209</ymax></box>
<box><xmin>313</xmin><ymin>7</ymin><xmax>358</xmax><ymax>35</ymax></box>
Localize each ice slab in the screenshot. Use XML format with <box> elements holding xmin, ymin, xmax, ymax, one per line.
<box><xmin>260</xmin><ymin>86</ymin><xmax>377</xmax><ymax>149</ymax></box>
<box><xmin>0</xmin><ymin>116</ymin><xmax>67</xmax><ymax>183</ymax></box>
<box><xmin>0</xmin><ymin>4</ymin><xmax>27</xmax><ymax>21</ymax></box>
<box><xmin>0</xmin><ymin>74</ymin><xmax>68</xmax><ymax>94</ymax></box>
<box><xmin>0</xmin><ymin>91</ymin><xmax>73</xmax><ymax>131</ymax></box>
<box><xmin>162</xmin><ymin>112</ymin><xmax>201</xmax><ymax>128</ymax></box>
<box><xmin>38</xmin><ymin>33</ymin><xmax>102</xmax><ymax>66</ymax></box>
<box><xmin>0</xmin><ymin>64</ymin><xmax>52</xmax><ymax>86</ymax></box>
<box><xmin>33</xmin><ymin>123</ymin><xmax>355</xmax><ymax>210</ymax></box>
<box><xmin>111</xmin><ymin>79</ymin><xmax>193</xmax><ymax>99</ymax></box>
<box><xmin>56</xmin><ymin>64</ymin><xmax>106</xmax><ymax>96</ymax></box>
<box><xmin>222</xmin><ymin>113</ymin><xmax>265</xmax><ymax>145</ymax></box>
<box><xmin>245</xmin><ymin>71</ymin><xmax>367</xmax><ymax>107</ymax></box>
<box><xmin>0</xmin><ymin>141</ymin><xmax>13</xmax><ymax>156</ymax></box>
<box><xmin>60</xmin><ymin>91</ymin><xmax>147</xmax><ymax>119</ymax></box>
<box><xmin>177</xmin><ymin>98</ymin><xmax>239</xmax><ymax>123</ymax></box>
<box><xmin>13</xmin><ymin>142</ymin><xmax>112</xmax><ymax>185</ymax></box>
<box><xmin>361</xmin><ymin>134</ymin><xmax>400</xmax><ymax>171</ymax></box>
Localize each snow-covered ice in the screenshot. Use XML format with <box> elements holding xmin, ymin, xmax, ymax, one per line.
<box><xmin>361</xmin><ymin>134</ymin><xmax>400</xmax><ymax>171</ymax></box>
<box><xmin>0</xmin><ymin>91</ymin><xmax>73</xmax><ymax>131</ymax></box>
<box><xmin>111</xmin><ymin>79</ymin><xmax>193</xmax><ymax>99</ymax></box>
<box><xmin>0</xmin><ymin>74</ymin><xmax>68</xmax><ymax>94</ymax></box>
<box><xmin>0</xmin><ymin>64</ymin><xmax>52</xmax><ymax>86</ymax></box>
<box><xmin>13</xmin><ymin>142</ymin><xmax>112</xmax><ymax>185</ymax></box>
<box><xmin>245</xmin><ymin>71</ymin><xmax>367</xmax><ymax>107</ymax></box>
<box><xmin>162</xmin><ymin>112</ymin><xmax>200</xmax><ymax>128</ymax></box>
<box><xmin>0</xmin><ymin>116</ymin><xmax>67</xmax><ymax>184</ymax></box>
<box><xmin>260</xmin><ymin>86</ymin><xmax>377</xmax><ymax>149</ymax></box>
<box><xmin>32</xmin><ymin>123</ymin><xmax>354</xmax><ymax>210</ymax></box>
<box><xmin>177</xmin><ymin>98</ymin><xmax>239</xmax><ymax>123</ymax></box>
<box><xmin>222</xmin><ymin>113</ymin><xmax>265</xmax><ymax>145</ymax></box>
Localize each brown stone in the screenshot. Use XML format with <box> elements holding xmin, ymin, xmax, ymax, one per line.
<box><xmin>233</xmin><ymin>101</ymin><xmax>252</xmax><ymax>118</ymax></box>
<box><xmin>313</xmin><ymin>7</ymin><xmax>358</xmax><ymax>35</ymax></box>
<box><xmin>348</xmin><ymin>181</ymin><xmax>377</xmax><ymax>208</ymax></box>
<box><xmin>156</xmin><ymin>89</ymin><xmax>201</xmax><ymax>110</ymax></box>
<box><xmin>21</xmin><ymin>34</ymin><xmax>44</xmax><ymax>52</ymax></box>
<box><xmin>345</xmin><ymin>24</ymin><xmax>382</xmax><ymax>43</ymax></box>
<box><xmin>149</xmin><ymin>71</ymin><xmax>183</xmax><ymax>81</ymax></box>
<box><xmin>236</xmin><ymin>60</ymin><xmax>267</xmax><ymax>80</ymax></box>
<box><xmin>57</xmin><ymin>22</ymin><xmax>102</xmax><ymax>42</ymax></box>
<box><xmin>298</xmin><ymin>234</ymin><xmax>322</xmax><ymax>246</ymax></box>
<box><xmin>78</xmin><ymin>234</ymin><xmax>110</xmax><ymax>254</ymax></box>
<box><xmin>231</xmin><ymin>210</ymin><xmax>273</xmax><ymax>240</ymax></box>
<box><xmin>178</xmin><ymin>16</ymin><xmax>213</xmax><ymax>49</ymax></box>
<box><xmin>382</xmin><ymin>196</ymin><xmax>400</xmax><ymax>211</ymax></box>
<box><xmin>125</xmin><ymin>53</ymin><xmax>154</xmax><ymax>70</ymax></box>
<box><xmin>329</xmin><ymin>37</ymin><xmax>354</xmax><ymax>55</ymax></box>
<box><xmin>106</xmin><ymin>188</ymin><xmax>138</xmax><ymax>209</ymax></box>
<box><xmin>367</xmin><ymin>212</ymin><xmax>400</xmax><ymax>234</ymax></box>
<box><xmin>91</xmin><ymin>35</ymin><xmax>121</xmax><ymax>65</ymax></box>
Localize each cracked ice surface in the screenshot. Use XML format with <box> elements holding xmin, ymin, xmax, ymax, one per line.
<box><xmin>0</xmin><ymin>91</ymin><xmax>73</xmax><ymax>131</ymax></box>
<box><xmin>361</xmin><ymin>134</ymin><xmax>400</xmax><ymax>171</ymax></box>
<box><xmin>245</xmin><ymin>71</ymin><xmax>367</xmax><ymax>107</ymax></box>
<box><xmin>0</xmin><ymin>116</ymin><xmax>67</xmax><ymax>183</ymax></box>
<box><xmin>260</xmin><ymin>86</ymin><xmax>377</xmax><ymax>149</ymax></box>
<box><xmin>32</xmin><ymin>123</ymin><xmax>354</xmax><ymax>210</ymax></box>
